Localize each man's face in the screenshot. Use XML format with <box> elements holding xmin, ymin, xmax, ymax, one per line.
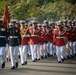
<box><xmin>67</xmin><ymin>23</ymin><xmax>71</xmax><ymax>27</ymax></box>
<box><xmin>12</xmin><ymin>23</ymin><xmax>15</xmax><ymax>27</ymax></box>
<box><xmin>63</xmin><ymin>22</ymin><xmax>67</xmax><ymax>26</ymax></box>
<box><xmin>45</xmin><ymin>22</ymin><xmax>48</xmax><ymax>26</ymax></box>
<box><xmin>32</xmin><ymin>23</ymin><xmax>37</xmax><ymax>28</ymax></box>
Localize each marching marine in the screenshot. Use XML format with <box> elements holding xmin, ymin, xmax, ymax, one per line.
<box><xmin>26</xmin><ymin>20</ymin><xmax>39</xmax><ymax>62</ymax></box>
<box><xmin>20</xmin><ymin>22</ymin><xmax>29</xmax><ymax>65</ymax></box>
<box><xmin>0</xmin><ymin>19</ymin><xmax>7</xmax><ymax>69</ymax></box>
<box><xmin>7</xmin><ymin>20</ymin><xmax>21</xmax><ymax>69</ymax></box>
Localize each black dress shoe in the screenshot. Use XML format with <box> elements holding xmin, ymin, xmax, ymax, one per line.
<box><xmin>24</xmin><ymin>61</ymin><xmax>27</xmax><ymax>65</ymax></box>
<box><xmin>74</xmin><ymin>54</ymin><xmax>76</xmax><ymax>57</ymax></box>
<box><xmin>41</xmin><ymin>56</ymin><xmax>43</xmax><ymax>59</ymax></box>
<box><xmin>7</xmin><ymin>58</ymin><xmax>8</xmax><ymax>62</ymax></box>
<box><xmin>32</xmin><ymin>60</ymin><xmax>35</xmax><ymax>62</ymax></box>
<box><xmin>21</xmin><ymin>63</ymin><xmax>25</xmax><ymax>65</ymax></box>
<box><xmin>18</xmin><ymin>55</ymin><xmax>20</xmax><ymax>59</ymax></box>
<box><xmin>58</xmin><ymin>61</ymin><xmax>61</xmax><ymax>63</ymax></box>
<box><xmin>16</xmin><ymin>62</ymin><xmax>18</xmax><ymax>68</ymax></box>
<box><xmin>44</xmin><ymin>55</ymin><xmax>47</xmax><ymax>59</ymax></box>
<box><xmin>29</xmin><ymin>55</ymin><xmax>31</xmax><ymax>57</ymax></box>
<box><xmin>71</xmin><ymin>55</ymin><xmax>74</xmax><ymax>58</ymax></box>
<box><xmin>27</xmin><ymin>54</ymin><xmax>29</xmax><ymax>57</ymax></box>
<box><xmin>35</xmin><ymin>58</ymin><xmax>37</xmax><ymax>61</ymax></box>
<box><xmin>64</xmin><ymin>58</ymin><xmax>66</xmax><ymax>60</ymax></box>
<box><xmin>50</xmin><ymin>55</ymin><xmax>53</xmax><ymax>57</ymax></box>
<box><xmin>37</xmin><ymin>59</ymin><xmax>40</xmax><ymax>60</ymax></box>
<box><xmin>61</xmin><ymin>59</ymin><xmax>64</xmax><ymax>62</ymax></box>
<box><xmin>9</xmin><ymin>59</ymin><xmax>11</xmax><ymax>61</ymax></box>
<box><xmin>47</xmin><ymin>53</ymin><xmax>50</xmax><ymax>57</ymax></box>
<box><xmin>54</xmin><ymin>53</ymin><xmax>56</xmax><ymax>55</ymax></box>
<box><xmin>2</xmin><ymin>62</ymin><xmax>5</xmax><ymax>69</ymax></box>
<box><xmin>11</xmin><ymin>66</ymin><xmax>15</xmax><ymax>69</ymax></box>
<box><xmin>67</xmin><ymin>55</ymin><xmax>70</xmax><ymax>59</ymax></box>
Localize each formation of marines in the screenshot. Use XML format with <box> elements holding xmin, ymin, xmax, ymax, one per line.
<box><xmin>0</xmin><ymin>18</ymin><xmax>76</xmax><ymax>69</ymax></box>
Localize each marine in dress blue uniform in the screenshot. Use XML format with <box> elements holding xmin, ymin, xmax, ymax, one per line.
<box><xmin>7</xmin><ymin>21</ymin><xmax>21</xmax><ymax>69</ymax></box>
<box><xmin>0</xmin><ymin>19</ymin><xmax>7</xmax><ymax>69</ymax></box>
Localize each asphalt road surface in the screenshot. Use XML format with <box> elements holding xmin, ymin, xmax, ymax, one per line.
<box><xmin>0</xmin><ymin>56</ymin><xmax>76</xmax><ymax>75</ymax></box>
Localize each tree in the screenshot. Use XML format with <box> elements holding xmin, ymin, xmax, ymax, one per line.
<box><xmin>0</xmin><ymin>0</ymin><xmax>7</xmax><ymax>18</ymax></box>
<box><xmin>0</xmin><ymin>0</ymin><xmax>76</xmax><ymax>20</ymax></box>
<box><xmin>40</xmin><ymin>0</ymin><xmax>76</xmax><ymax>20</ymax></box>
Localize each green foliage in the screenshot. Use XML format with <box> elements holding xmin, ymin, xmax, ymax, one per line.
<box><xmin>0</xmin><ymin>0</ymin><xmax>7</xmax><ymax>17</ymax></box>
<box><xmin>0</xmin><ymin>0</ymin><xmax>76</xmax><ymax>20</ymax></box>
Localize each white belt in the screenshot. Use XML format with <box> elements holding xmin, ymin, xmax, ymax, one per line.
<box><xmin>0</xmin><ymin>36</ymin><xmax>5</xmax><ymax>38</ymax></box>
<box><xmin>25</xmin><ymin>35</ymin><xmax>30</xmax><ymax>37</ymax></box>
<box><xmin>9</xmin><ymin>36</ymin><xmax>18</xmax><ymax>38</ymax></box>
<box><xmin>31</xmin><ymin>35</ymin><xmax>38</xmax><ymax>37</ymax></box>
<box><xmin>56</xmin><ymin>37</ymin><xmax>64</xmax><ymax>38</ymax></box>
<box><xmin>23</xmin><ymin>35</ymin><xmax>30</xmax><ymax>37</ymax></box>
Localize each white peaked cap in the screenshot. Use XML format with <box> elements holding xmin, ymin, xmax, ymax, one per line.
<box><xmin>43</xmin><ymin>20</ymin><xmax>48</xmax><ymax>23</ymax></box>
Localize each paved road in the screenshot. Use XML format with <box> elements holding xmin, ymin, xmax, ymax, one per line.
<box><xmin>0</xmin><ymin>56</ymin><xmax>76</xmax><ymax>75</ymax></box>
